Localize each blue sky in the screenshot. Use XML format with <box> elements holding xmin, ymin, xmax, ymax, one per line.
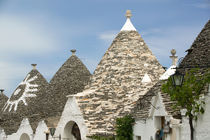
<box><xmin>0</xmin><ymin>0</ymin><xmax>209</xmax><ymax>97</ymax></box>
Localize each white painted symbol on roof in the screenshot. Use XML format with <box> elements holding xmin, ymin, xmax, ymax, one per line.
<box><xmin>3</xmin><ymin>74</ymin><xmax>38</xmax><ymax>112</ymax></box>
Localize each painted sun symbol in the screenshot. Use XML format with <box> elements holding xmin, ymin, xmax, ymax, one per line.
<box><xmin>3</xmin><ymin>74</ymin><xmax>39</xmax><ymax>112</ymax></box>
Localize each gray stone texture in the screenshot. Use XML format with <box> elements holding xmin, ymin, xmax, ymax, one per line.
<box><xmin>179</xmin><ymin>20</ymin><xmax>210</xmax><ymax>69</ymax></box>
<box><xmin>0</xmin><ymin>69</ymin><xmax>48</xmax><ymax>135</ymax></box>
<box><xmin>133</xmin><ymin>81</ymin><xmax>181</xmax><ymax>120</ymax></box>
<box><xmin>76</xmin><ymin>31</ymin><xmax>165</xmax><ymax>136</ymax></box>
<box><xmin>133</xmin><ymin>19</ymin><xmax>210</xmax><ymax>124</ymax></box>
<box><xmin>44</xmin><ymin>54</ymin><xmax>91</xmax><ymax>119</ymax></box>
<box><xmin>0</xmin><ymin>53</ymin><xmax>91</xmax><ymax>135</ymax></box>
<box><xmin>0</xmin><ymin>93</ymin><xmax>8</xmax><ymax>113</ymax></box>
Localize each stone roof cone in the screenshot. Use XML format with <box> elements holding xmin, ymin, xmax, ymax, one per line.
<box><xmin>179</xmin><ymin>20</ymin><xmax>210</xmax><ymax>68</ymax></box>
<box><xmin>76</xmin><ymin>10</ymin><xmax>165</xmax><ymax>136</ymax></box>
<box><xmin>0</xmin><ymin>65</ymin><xmax>48</xmax><ymax>135</ymax></box>
<box><xmin>44</xmin><ymin>49</ymin><xmax>91</xmax><ymax>118</ymax></box>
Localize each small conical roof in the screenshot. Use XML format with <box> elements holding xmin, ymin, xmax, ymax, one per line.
<box><xmin>3</xmin><ymin>66</ymin><xmax>48</xmax><ymax>113</ymax></box>
<box><xmin>0</xmin><ymin>90</ymin><xmax>8</xmax><ymax>111</ymax></box>
<box><xmin>44</xmin><ymin>50</ymin><xmax>91</xmax><ymax>117</ymax></box>
<box><xmin>0</xmin><ymin>65</ymin><xmax>48</xmax><ymax>135</ymax></box>
<box><xmin>50</xmin><ymin>50</ymin><xmax>91</xmax><ymax>95</ymax></box>
<box><xmin>77</xmin><ymin>10</ymin><xmax>165</xmax><ymax>136</ymax></box>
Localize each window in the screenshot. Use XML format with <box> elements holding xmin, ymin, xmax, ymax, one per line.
<box><xmin>136</xmin><ymin>136</ymin><xmax>141</xmax><ymax>140</ymax></box>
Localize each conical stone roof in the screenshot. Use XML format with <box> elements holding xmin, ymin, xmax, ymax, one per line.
<box><xmin>44</xmin><ymin>50</ymin><xmax>91</xmax><ymax>118</ymax></box>
<box><xmin>179</xmin><ymin>20</ymin><xmax>210</xmax><ymax>68</ymax></box>
<box><xmin>0</xmin><ymin>65</ymin><xmax>48</xmax><ymax>135</ymax></box>
<box><xmin>76</xmin><ymin>11</ymin><xmax>165</xmax><ymax>136</ymax></box>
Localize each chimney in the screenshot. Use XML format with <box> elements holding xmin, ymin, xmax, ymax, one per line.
<box><xmin>170</xmin><ymin>49</ymin><xmax>178</xmax><ymax>66</ymax></box>
<box><xmin>31</xmin><ymin>64</ymin><xmax>37</xmax><ymax>70</ymax></box>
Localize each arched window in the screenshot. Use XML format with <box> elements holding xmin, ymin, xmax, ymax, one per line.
<box><xmin>63</xmin><ymin>121</ymin><xmax>81</xmax><ymax>140</ymax></box>
<box><xmin>20</xmin><ymin>133</ymin><xmax>30</xmax><ymax>140</ymax></box>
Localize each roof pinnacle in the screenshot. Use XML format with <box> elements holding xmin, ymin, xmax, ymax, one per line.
<box><xmin>170</xmin><ymin>49</ymin><xmax>178</xmax><ymax>66</ymax></box>
<box><xmin>126</xmin><ymin>10</ymin><xmax>132</xmax><ymax>18</ymax></box>
<box><xmin>121</xmin><ymin>10</ymin><xmax>136</xmax><ymax>31</ymax></box>
<box><xmin>0</xmin><ymin>89</ymin><xmax>4</xmax><ymax>94</ymax></box>
<box><xmin>31</xmin><ymin>64</ymin><xmax>37</xmax><ymax>70</ymax></box>
<box><xmin>71</xmin><ymin>49</ymin><xmax>76</xmax><ymax>55</ymax></box>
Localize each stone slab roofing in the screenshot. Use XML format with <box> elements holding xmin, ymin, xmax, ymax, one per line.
<box><xmin>0</xmin><ymin>66</ymin><xmax>48</xmax><ymax>135</ymax></box>
<box><xmin>0</xmin><ymin>91</ymin><xmax>8</xmax><ymax>112</ymax></box>
<box><xmin>44</xmin><ymin>51</ymin><xmax>91</xmax><ymax>118</ymax></box>
<box><xmin>76</xmin><ymin>11</ymin><xmax>165</xmax><ymax>136</ymax></box>
<box><xmin>179</xmin><ymin>20</ymin><xmax>210</xmax><ymax>68</ymax></box>
<box><xmin>133</xmin><ymin>81</ymin><xmax>181</xmax><ymax>120</ymax></box>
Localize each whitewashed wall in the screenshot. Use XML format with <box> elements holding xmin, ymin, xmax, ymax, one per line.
<box><xmin>7</xmin><ymin>118</ymin><xmax>33</xmax><ymax>140</ymax></box>
<box><xmin>181</xmin><ymin>85</ymin><xmax>210</xmax><ymax>140</ymax></box>
<box><xmin>0</xmin><ymin>128</ymin><xmax>6</xmax><ymax>140</ymax></box>
<box><xmin>33</xmin><ymin>120</ymin><xmax>48</xmax><ymax>140</ymax></box>
<box><xmin>133</xmin><ymin>92</ymin><xmax>180</xmax><ymax>140</ymax></box>
<box><xmin>54</xmin><ymin>96</ymin><xmax>89</xmax><ymax>140</ymax></box>
<box><xmin>0</xmin><ymin>118</ymin><xmax>48</xmax><ymax>140</ymax></box>
<box><xmin>134</xmin><ymin>85</ymin><xmax>210</xmax><ymax>140</ymax></box>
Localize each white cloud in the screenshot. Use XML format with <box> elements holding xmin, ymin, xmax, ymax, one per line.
<box><xmin>99</xmin><ymin>30</ymin><xmax>118</xmax><ymax>43</ymax></box>
<box><xmin>0</xmin><ymin>15</ymin><xmax>58</xmax><ymax>56</ymax></box>
<box><xmin>0</xmin><ymin>14</ymin><xmax>60</xmax><ymax>97</ymax></box>
<box><xmin>190</xmin><ymin>0</ymin><xmax>210</xmax><ymax>9</ymax></box>
<box><xmin>195</xmin><ymin>3</ymin><xmax>210</xmax><ymax>9</ymax></box>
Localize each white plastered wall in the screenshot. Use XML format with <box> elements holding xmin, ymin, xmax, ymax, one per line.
<box><xmin>54</xmin><ymin>96</ymin><xmax>89</xmax><ymax>140</ymax></box>
<box><xmin>0</xmin><ymin>128</ymin><xmax>6</xmax><ymax>140</ymax></box>
<box><xmin>181</xmin><ymin>84</ymin><xmax>210</xmax><ymax>140</ymax></box>
<box><xmin>0</xmin><ymin>118</ymin><xmax>49</xmax><ymax>140</ymax></box>
<box><xmin>33</xmin><ymin>120</ymin><xmax>48</xmax><ymax>140</ymax></box>
<box><xmin>7</xmin><ymin>118</ymin><xmax>33</xmax><ymax>140</ymax></box>
<box><xmin>133</xmin><ymin>92</ymin><xmax>179</xmax><ymax>140</ymax></box>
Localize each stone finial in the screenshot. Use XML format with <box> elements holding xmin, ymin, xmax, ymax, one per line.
<box><xmin>71</xmin><ymin>49</ymin><xmax>76</xmax><ymax>55</ymax></box>
<box><xmin>170</xmin><ymin>49</ymin><xmax>178</xmax><ymax>66</ymax></box>
<box><xmin>171</xmin><ymin>49</ymin><xmax>176</xmax><ymax>56</ymax></box>
<box><xmin>0</xmin><ymin>89</ymin><xmax>4</xmax><ymax>94</ymax></box>
<box><xmin>31</xmin><ymin>64</ymin><xmax>37</xmax><ymax>70</ymax></box>
<box><xmin>121</xmin><ymin>10</ymin><xmax>136</xmax><ymax>31</ymax></box>
<box><xmin>126</xmin><ymin>10</ymin><xmax>132</xmax><ymax>18</ymax></box>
